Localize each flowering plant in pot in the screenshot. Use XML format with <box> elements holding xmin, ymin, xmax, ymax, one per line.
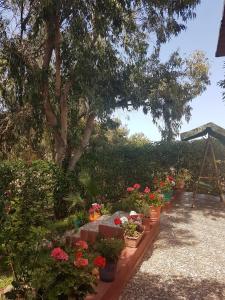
<box><xmin>27</xmin><ymin>240</ymin><xmax>100</xmax><ymax>300</ymax></box>
<box><xmin>117</xmin><ymin>183</ymin><xmax>146</xmax><ymax>214</ymax></box>
<box><xmin>114</xmin><ymin>212</ymin><xmax>144</xmax><ymax>248</ymax></box>
<box><xmin>89</xmin><ymin>203</ymin><xmax>102</xmax><ymax>221</ymax></box>
<box><xmin>95</xmin><ymin>238</ymin><xmax>124</xmax><ymax>282</ymax></box>
<box><xmin>175</xmin><ymin>168</ymin><xmax>192</xmax><ymax>189</ymax></box>
<box><xmin>158</xmin><ymin>176</ymin><xmax>175</xmax><ymax>202</ymax></box>
<box><xmin>144</xmin><ymin>191</ymin><xmax>164</xmax><ymax>222</ymax></box>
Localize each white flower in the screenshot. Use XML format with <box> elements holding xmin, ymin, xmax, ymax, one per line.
<box><xmin>120</xmin><ymin>216</ymin><xmax>128</xmax><ymax>224</ymax></box>
<box><xmin>129</xmin><ymin>211</ymin><xmax>137</xmax><ymax>216</ymax></box>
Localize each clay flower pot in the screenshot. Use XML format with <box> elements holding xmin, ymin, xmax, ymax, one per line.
<box><xmin>143</xmin><ymin>217</ymin><xmax>152</xmax><ymax>231</ymax></box>
<box><xmin>124</xmin><ymin>231</ymin><xmax>144</xmax><ymax>248</ymax></box>
<box><xmin>149</xmin><ymin>206</ymin><xmax>161</xmax><ymax>223</ymax></box>
<box><xmin>99</xmin><ymin>260</ymin><xmax>118</xmax><ymax>282</ymax></box>
<box><xmin>176</xmin><ymin>180</ymin><xmax>185</xmax><ymax>190</ymax></box>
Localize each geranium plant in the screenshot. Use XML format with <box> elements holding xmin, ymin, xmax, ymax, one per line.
<box><xmin>27</xmin><ymin>240</ymin><xmax>101</xmax><ymax>300</ymax></box>
<box><xmin>145</xmin><ymin>191</ymin><xmax>164</xmax><ymax>207</ymax></box>
<box><xmin>118</xmin><ymin>183</ymin><xmax>146</xmax><ymax>214</ymax></box>
<box><xmin>114</xmin><ymin>212</ymin><xmax>144</xmax><ymax>238</ymax></box>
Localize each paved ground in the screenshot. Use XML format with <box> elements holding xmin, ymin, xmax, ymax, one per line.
<box><xmin>121</xmin><ymin>193</ymin><xmax>225</xmax><ymax>300</ymax></box>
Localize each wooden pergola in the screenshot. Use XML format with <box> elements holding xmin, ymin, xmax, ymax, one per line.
<box><xmin>181</xmin><ymin>123</ymin><xmax>225</xmax><ymax>207</ymax></box>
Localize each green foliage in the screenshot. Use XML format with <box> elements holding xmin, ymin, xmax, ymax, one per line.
<box><xmin>0</xmin><ymin>160</ymin><xmax>57</xmax><ymax>285</ymax></box>
<box><xmin>31</xmin><ymin>249</ymin><xmax>96</xmax><ymax>300</ymax></box>
<box><xmin>0</xmin><ymin>0</ymin><xmax>209</xmax><ymax>168</ymax></box>
<box><xmin>95</xmin><ymin>238</ymin><xmax>124</xmax><ymax>263</ymax></box>
<box><xmin>114</xmin><ymin>188</ymin><xmax>146</xmax><ymax>215</ymax></box>
<box><xmin>79</xmin><ymin>135</ymin><xmax>225</xmax><ymax>199</ymax></box>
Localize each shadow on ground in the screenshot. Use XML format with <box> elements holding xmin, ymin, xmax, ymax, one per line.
<box><xmin>121</xmin><ymin>274</ymin><xmax>225</xmax><ymax>300</ymax></box>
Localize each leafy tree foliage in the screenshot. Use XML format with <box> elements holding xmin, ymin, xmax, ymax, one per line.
<box><xmin>0</xmin><ymin>0</ymin><xmax>209</xmax><ymax>167</ymax></box>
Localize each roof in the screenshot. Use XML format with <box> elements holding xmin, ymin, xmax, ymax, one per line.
<box><xmin>216</xmin><ymin>3</ymin><xmax>225</xmax><ymax>57</ymax></box>
<box><xmin>180</xmin><ymin>122</ymin><xmax>225</xmax><ymax>145</ymax></box>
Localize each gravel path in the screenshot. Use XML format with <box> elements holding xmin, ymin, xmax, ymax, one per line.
<box><xmin>121</xmin><ymin>193</ymin><xmax>225</xmax><ymax>300</ymax></box>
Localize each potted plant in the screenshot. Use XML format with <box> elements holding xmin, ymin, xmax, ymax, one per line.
<box><xmin>89</xmin><ymin>203</ymin><xmax>102</xmax><ymax>221</ymax></box>
<box><xmin>95</xmin><ymin>238</ymin><xmax>124</xmax><ymax>282</ymax></box>
<box><xmin>145</xmin><ymin>191</ymin><xmax>164</xmax><ymax>222</ymax></box>
<box><xmin>114</xmin><ymin>213</ymin><xmax>144</xmax><ymax>248</ymax></box>
<box><xmin>6</xmin><ymin>240</ymin><xmax>99</xmax><ymax>300</ymax></box>
<box><xmin>175</xmin><ymin>168</ymin><xmax>192</xmax><ymax>190</ymax></box>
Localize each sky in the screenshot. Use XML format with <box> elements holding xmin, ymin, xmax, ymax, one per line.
<box><xmin>114</xmin><ymin>0</ymin><xmax>225</xmax><ymax>141</ymax></box>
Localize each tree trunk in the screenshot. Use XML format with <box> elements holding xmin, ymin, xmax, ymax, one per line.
<box><xmin>68</xmin><ymin>113</ymin><xmax>95</xmax><ymax>171</ymax></box>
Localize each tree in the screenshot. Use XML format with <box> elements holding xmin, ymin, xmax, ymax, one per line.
<box><xmin>0</xmin><ymin>0</ymin><xmax>207</xmax><ymax>169</ymax></box>
<box><xmin>142</xmin><ymin>50</ymin><xmax>210</xmax><ymax>141</ymax></box>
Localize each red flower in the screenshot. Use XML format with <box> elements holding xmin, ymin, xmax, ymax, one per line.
<box><xmin>93</xmin><ymin>256</ymin><xmax>106</xmax><ymax>268</ymax></box>
<box><xmin>133</xmin><ymin>183</ymin><xmax>141</xmax><ymax>189</ymax></box>
<box><xmin>51</xmin><ymin>247</ymin><xmax>69</xmax><ymax>261</ymax></box>
<box><xmin>74</xmin><ymin>258</ymin><xmax>88</xmax><ymax>267</ymax></box>
<box><xmin>75</xmin><ymin>251</ymin><xmax>83</xmax><ymax>260</ymax></box>
<box><xmin>144</xmin><ymin>186</ymin><xmax>150</xmax><ymax>194</ymax></box>
<box><xmin>167</xmin><ymin>176</ymin><xmax>174</xmax><ymax>182</ymax></box>
<box><xmin>160</xmin><ymin>181</ymin><xmax>165</xmax><ymax>187</ymax></box>
<box><xmin>75</xmin><ymin>240</ymin><xmax>88</xmax><ymax>250</ymax></box>
<box><xmin>114</xmin><ymin>217</ymin><xmax>122</xmax><ymax>225</ymax></box>
<box><xmin>149</xmin><ymin>193</ymin><xmax>155</xmax><ymax>200</ymax></box>
<box><xmin>127</xmin><ymin>187</ymin><xmax>134</xmax><ymax>192</ymax></box>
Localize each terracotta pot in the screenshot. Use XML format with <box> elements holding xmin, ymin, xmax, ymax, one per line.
<box><xmin>175</xmin><ymin>180</ymin><xmax>185</xmax><ymax>190</ymax></box>
<box><xmin>143</xmin><ymin>217</ymin><xmax>152</xmax><ymax>231</ymax></box>
<box><xmin>100</xmin><ymin>261</ymin><xmax>118</xmax><ymax>282</ymax></box>
<box><xmin>89</xmin><ymin>212</ymin><xmax>101</xmax><ymax>222</ymax></box>
<box><xmin>124</xmin><ymin>231</ymin><xmax>144</xmax><ymax>248</ymax></box>
<box><xmin>149</xmin><ymin>206</ymin><xmax>161</xmax><ymax>222</ymax></box>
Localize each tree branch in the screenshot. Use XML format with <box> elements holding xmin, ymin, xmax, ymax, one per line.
<box><xmin>68</xmin><ymin>113</ymin><xmax>95</xmax><ymax>171</ymax></box>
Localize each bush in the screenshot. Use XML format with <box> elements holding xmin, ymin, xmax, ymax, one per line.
<box><xmin>0</xmin><ymin>160</ymin><xmax>71</xmax><ymax>294</ymax></box>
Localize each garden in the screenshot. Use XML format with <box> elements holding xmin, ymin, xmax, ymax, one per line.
<box><xmin>0</xmin><ymin>136</ymin><xmax>224</xmax><ymax>299</ymax></box>
<box><xmin>0</xmin><ymin>0</ymin><xmax>225</xmax><ymax>299</ymax></box>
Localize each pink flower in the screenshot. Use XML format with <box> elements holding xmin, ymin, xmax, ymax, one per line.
<box><xmin>133</xmin><ymin>183</ymin><xmax>141</xmax><ymax>189</ymax></box>
<box><xmin>144</xmin><ymin>186</ymin><xmax>150</xmax><ymax>194</ymax></box>
<box><xmin>75</xmin><ymin>240</ymin><xmax>88</xmax><ymax>250</ymax></box>
<box><xmin>127</xmin><ymin>187</ymin><xmax>134</xmax><ymax>192</ymax></box>
<box><xmin>51</xmin><ymin>247</ymin><xmax>69</xmax><ymax>261</ymax></box>
<box><xmin>74</xmin><ymin>258</ymin><xmax>88</xmax><ymax>267</ymax></box>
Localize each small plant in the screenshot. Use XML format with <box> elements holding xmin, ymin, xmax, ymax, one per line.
<box><xmin>116</xmin><ymin>183</ymin><xmax>145</xmax><ymax>213</ymax></box>
<box><xmin>176</xmin><ymin>168</ymin><xmax>192</xmax><ymax>184</ymax></box>
<box><xmin>114</xmin><ymin>213</ymin><xmax>143</xmax><ymax>238</ymax></box>
<box><xmin>95</xmin><ymin>238</ymin><xmax>124</xmax><ymax>263</ymax></box>
<box><xmin>100</xmin><ymin>203</ymin><xmax>112</xmax><ymax>215</ymax></box>
<box><xmin>145</xmin><ymin>191</ymin><xmax>164</xmax><ymax>207</ymax></box>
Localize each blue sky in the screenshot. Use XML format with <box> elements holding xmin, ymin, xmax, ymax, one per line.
<box><xmin>114</xmin><ymin>0</ymin><xmax>225</xmax><ymax>141</ymax></box>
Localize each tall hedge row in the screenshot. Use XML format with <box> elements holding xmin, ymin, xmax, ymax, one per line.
<box><xmin>79</xmin><ymin>139</ymin><xmax>225</xmax><ymax>199</ymax></box>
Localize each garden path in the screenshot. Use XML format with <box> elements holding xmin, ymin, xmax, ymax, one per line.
<box><xmin>121</xmin><ymin>192</ymin><xmax>225</xmax><ymax>300</ymax></box>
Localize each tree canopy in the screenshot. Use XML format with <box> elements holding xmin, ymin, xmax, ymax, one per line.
<box><xmin>0</xmin><ymin>0</ymin><xmax>209</xmax><ymax>168</ymax></box>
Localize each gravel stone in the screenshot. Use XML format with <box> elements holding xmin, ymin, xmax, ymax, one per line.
<box><xmin>121</xmin><ymin>193</ymin><xmax>225</xmax><ymax>300</ymax></box>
